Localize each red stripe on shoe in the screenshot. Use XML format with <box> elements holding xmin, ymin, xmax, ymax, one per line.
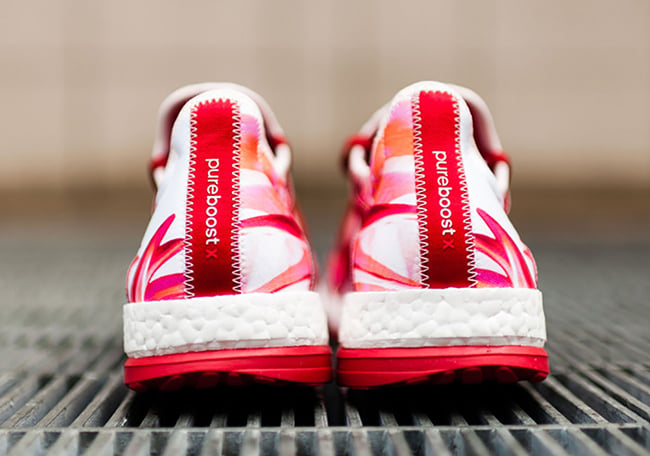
<box><xmin>414</xmin><ymin>91</ymin><xmax>474</xmax><ymax>288</ymax></box>
<box><xmin>124</xmin><ymin>345</ymin><xmax>333</xmax><ymax>390</ymax></box>
<box><xmin>337</xmin><ymin>345</ymin><xmax>549</xmax><ymax>387</ymax></box>
<box><xmin>185</xmin><ymin>99</ymin><xmax>241</xmax><ymax>296</ymax></box>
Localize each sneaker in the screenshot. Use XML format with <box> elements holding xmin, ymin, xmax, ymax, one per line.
<box><xmin>123</xmin><ymin>83</ymin><xmax>331</xmax><ymax>390</ymax></box>
<box><xmin>329</xmin><ymin>81</ymin><xmax>549</xmax><ymax>388</ymax></box>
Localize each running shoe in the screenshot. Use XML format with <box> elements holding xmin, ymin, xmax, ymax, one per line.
<box><xmin>329</xmin><ymin>81</ymin><xmax>548</xmax><ymax>388</ymax></box>
<box><xmin>123</xmin><ymin>83</ymin><xmax>331</xmax><ymax>390</ymax></box>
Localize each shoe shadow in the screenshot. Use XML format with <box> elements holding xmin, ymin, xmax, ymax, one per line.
<box><xmin>125</xmin><ymin>384</ymin><xmax>331</xmax><ymax>427</ymax></box>
<box><xmin>342</xmin><ymin>383</ymin><xmax>537</xmax><ymax>426</ymax></box>
<box><xmin>123</xmin><ymin>381</ymin><xmax>542</xmax><ymax>428</ymax></box>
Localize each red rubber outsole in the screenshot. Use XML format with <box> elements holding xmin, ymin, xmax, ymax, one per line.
<box><xmin>337</xmin><ymin>345</ymin><xmax>549</xmax><ymax>388</ymax></box>
<box><xmin>124</xmin><ymin>345</ymin><xmax>333</xmax><ymax>391</ymax></box>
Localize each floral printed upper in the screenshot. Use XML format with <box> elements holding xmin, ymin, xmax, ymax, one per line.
<box><xmin>329</xmin><ymin>84</ymin><xmax>538</xmax><ymax>293</ymax></box>
<box><xmin>127</xmin><ymin>87</ymin><xmax>315</xmax><ymax>303</ymax></box>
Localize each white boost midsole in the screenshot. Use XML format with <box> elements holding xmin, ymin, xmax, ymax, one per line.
<box><xmin>124</xmin><ymin>291</ymin><xmax>329</xmax><ymax>358</ymax></box>
<box><xmin>339</xmin><ymin>288</ymin><xmax>546</xmax><ymax>349</ymax></box>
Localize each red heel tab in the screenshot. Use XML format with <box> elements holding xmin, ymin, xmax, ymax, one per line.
<box><xmin>149</xmin><ymin>155</ymin><xmax>168</xmax><ymax>189</ymax></box>
<box><xmin>268</xmin><ymin>133</ymin><xmax>288</xmax><ymax>151</ymax></box>
<box><xmin>341</xmin><ymin>134</ymin><xmax>374</xmax><ymax>174</ymax></box>
<box><xmin>184</xmin><ymin>98</ymin><xmax>242</xmax><ymax>297</ymax></box>
<box><xmin>413</xmin><ymin>90</ymin><xmax>476</xmax><ymax>288</ymax></box>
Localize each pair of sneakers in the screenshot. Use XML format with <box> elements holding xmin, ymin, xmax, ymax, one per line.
<box><xmin>123</xmin><ymin>81</ymin><xmax>548</xmax><ymax>391</ymax></box>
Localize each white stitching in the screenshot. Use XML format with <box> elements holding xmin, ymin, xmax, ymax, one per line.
<box><xmin>411</xmin><ymin>95</ymin><xmax>430</xmax><ymax>287</ymax></box>
<box><xmin>184</xmin><ymin>104</ymin><xmax>199</xmax><ymax>298</ymax></box>
<box><xmin>451</xmin><ymin>95</ymin><xmax>478</xmax><ymax>286</ymax></box>
<box><xmin>231</xmin><ymin>103</ymin><xmax>243</xmax><ymax>293</ymax></box>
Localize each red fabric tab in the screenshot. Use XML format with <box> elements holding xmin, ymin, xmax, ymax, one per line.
<box><xmin>186</xmin><ymin>99</ymin><xmax>240</xmax><ymax>296</ymax></box>
<box><xmin>340</xmin><ymin>134</ymin><xmax>374</xmax><ymax>172</ymax></box>
<box><xmin>416</xmin><ymin>91</ymin><xmax>473</xmax><ymax>288</ymax></box>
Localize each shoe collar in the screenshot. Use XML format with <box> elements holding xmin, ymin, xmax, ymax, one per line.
<box><xmin>150</xmin><ymin>83</ymin><xmax>290</xmax><ymax>189</ymax></box>
<box><xmin>341</xmin><ymin>82</ymin><xmax>512</xmax><ymax>211</ymax></box>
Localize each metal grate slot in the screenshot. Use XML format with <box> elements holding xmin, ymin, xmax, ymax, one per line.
<box><xmin>2</xmin><ymin>427</ymin><xmax>650</xmax><ymax>455</ymax></box>
<box><xmin>581</xmin><ymin>427</ymin><xmax>649</xmax><ymax>455</ymax></box>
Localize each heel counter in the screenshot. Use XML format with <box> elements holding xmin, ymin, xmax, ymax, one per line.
<box><xmin>185</xmin><ymin>91</ymin><xmax>318</xmax><ymax>295</ymax></box>
<box><xmin>351</xmin><ymin>87</ymin><xmax>479</xmax><ymax>291</ymax></box>
<box><xmin>128</xmin><ymin>88</ymin><xmax>316</xmax><ymax>302</ymax></box>
<box><xmin>349</xmin><ymin>81</ymin><xmax>538</xmax><ymax>294</ymax></box>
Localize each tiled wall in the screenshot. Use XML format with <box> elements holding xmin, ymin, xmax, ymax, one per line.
<box><xmin>0</xmin><ymin>0</ymin><xmax>648</xmax><ymax>190</ymax></box>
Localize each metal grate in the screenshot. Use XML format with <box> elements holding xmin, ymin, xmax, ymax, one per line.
<box><xmin>0</xmin><ymin>238</ymin><xmax>649</xmax><ymax>454</ymax></box>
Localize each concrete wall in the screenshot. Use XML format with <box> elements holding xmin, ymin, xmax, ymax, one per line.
<box><xmin>1</xmin><ymin>0</ymin><xmax>648</xmax><ymax>190</ymax></box>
